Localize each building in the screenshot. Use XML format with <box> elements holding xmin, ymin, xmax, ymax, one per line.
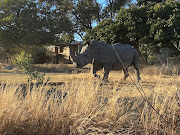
<box><xmin>46</xmin><ymin>41</ymin><xmax>84</xmax><ymax>64</ymax></box>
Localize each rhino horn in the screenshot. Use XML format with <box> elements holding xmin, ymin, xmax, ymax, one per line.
<box><xmin>69</xmin><ymin>46</ymin><xmax>76</xmax><ymax>61</ymax></box>
<box><xmin>69</xmin><ymin>52</ymin><xmax>76</xmax><ymax>62</ymax></box>
<box><xmin>69</xmin><ymin>46</ymin><xmax>81</xmax><ymax>66</ymax></box>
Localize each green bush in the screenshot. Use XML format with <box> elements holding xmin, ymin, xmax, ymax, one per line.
<box><xmin>12</xmin><ymin>52</ymin><xmax>47</xmax><ymax>83</ymax></box>
<box><xmin>12</xmin><ymin>52</ymin><xmax>33</xmax><ymax>73</ymax></box>
<box><xmin>85</xmin><ymin>0</ymin><xmax>180</xmax><ymax>59</ymax></box>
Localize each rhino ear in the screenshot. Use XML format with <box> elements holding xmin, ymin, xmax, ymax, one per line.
<box><xmin>83</xmin><ymin>40</ymin><xmax>90</xmax><ymax>46</ymax></box>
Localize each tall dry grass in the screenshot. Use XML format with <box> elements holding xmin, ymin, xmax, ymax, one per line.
<box><xmin>0</xmin><ymin>74</ymin><xmax>179</xmax><ymax>135</ymax></box>
<box><xmin>141</xmin><ymin>64</ymin><xmax>180</xmax><ymax>76</ymax></box>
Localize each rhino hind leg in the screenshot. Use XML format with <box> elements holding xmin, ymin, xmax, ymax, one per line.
<box><xmin>132</xmin><ymin>50</ymin><xmax>141</xmax><ymax>82</ymax></box>
<box><xmin>123</xmin><ymin>68</ymin><xmax>129</xmax><ymax>80</ymax></box>
<box><xmin>133</xmin><ymin>62</ymin><xmax>141</xmax><ymax>82</ymax></box>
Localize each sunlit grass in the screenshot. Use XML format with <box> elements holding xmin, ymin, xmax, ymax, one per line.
<box><xmin>0</xmin><ymin>64</ymin><xmax>179</xmax><ymax>134</ymax></box>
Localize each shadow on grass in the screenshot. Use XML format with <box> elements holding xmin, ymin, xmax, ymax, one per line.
<box><xmin>32</xmin><ymin>64</ymin><xmax>90</xmax><ymax>74</ymax></box>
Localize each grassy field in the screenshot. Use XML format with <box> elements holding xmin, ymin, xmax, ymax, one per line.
<box><xmin>0</xmin><ymin>64</ymin><xmax>179</xmax><ymax>134</ymax></box>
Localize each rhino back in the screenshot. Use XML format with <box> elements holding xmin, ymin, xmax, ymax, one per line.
<box><xmin>94</xmin><ymin>43</ymin><xmax>134</xmax><ymax>68</ymax></box>
<box><xmin>91</xmin><ymin>41</ymin><xmax>135</xmax><ymax>70</ymax></box>
<box><xmin>112</xmin><ymin>43</ymin><xmax>135</xmax><ymax>70</ymax></box>
<box><xmin>93</xmin><ymin>42</ymin><xmax>116</xmax><ymax>64</ymax></box>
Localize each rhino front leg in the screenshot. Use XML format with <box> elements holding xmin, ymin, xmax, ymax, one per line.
<box><xmin>92</xmin><ymin>66</ymin><xmax>101</xmax><ymax>79</ymax></box>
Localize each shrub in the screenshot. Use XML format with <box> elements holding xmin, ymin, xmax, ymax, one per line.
<box><xmin>12</xmin><ymin>52</ymin><xmax>47</xmax><ymax>83</ymax></box>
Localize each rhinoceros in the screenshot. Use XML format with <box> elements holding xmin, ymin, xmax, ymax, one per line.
<box><xmin>69</xmin><ymin>40</ymin><xmax>141</xmax><ymax>82</ymax></box>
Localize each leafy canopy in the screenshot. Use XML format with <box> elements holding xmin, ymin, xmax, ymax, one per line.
<box><xmin>85</xmin><ymin>0</ymin><xmax>180</xmax><ymax>57</ymax></box>
<box><xmin>0</xmin><ymin>0</ymin><xmax>73</xmax><ymax>46</ymax></box>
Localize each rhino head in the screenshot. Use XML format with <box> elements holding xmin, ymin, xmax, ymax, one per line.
<box><xmin>69</xmin><ymin>42</ymin><xmax>93</xmax><ymax>68</ymax></box>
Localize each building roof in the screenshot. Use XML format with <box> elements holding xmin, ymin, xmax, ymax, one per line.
<box><xmin>70</xmin><ymin>41</ymin><xmax>84</xmax><ymax>46</ymax></box>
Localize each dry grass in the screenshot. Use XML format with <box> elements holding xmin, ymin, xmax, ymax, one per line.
<box><xmin>0</xmin><ymin>64</ymin><xmax>179</xmax><ymax>134</ymax></box>
<box><xmin>141</xmin><ymin>64</ymin><xmax>180</xmax><ymax>76</ymax></box>
<box><xmin>32</xmin><ymin>64</ymin><xmax>88</xmax><ymax>73</ymax></box>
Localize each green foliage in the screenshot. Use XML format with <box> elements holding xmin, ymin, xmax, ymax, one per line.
<box><xmin>59</xmin><ymin>32</ymin><xmax>74</xmax><ymax>45</ymax></box>
<box><xmin>14</xmin><ymin>45</ymin><xmax>51</xmax><ymax>64</ymax></box>
<box><xmin>137</xmin><ymin>0</ymin><xmax>165</xmax><ymax>6</ymax></box>
<box><xmin>12</xmin><ymin>52</ymin><xmax>47</xmax><ymax>83</ymax></box>
<box><xmin>0</xmin><ymin>0</ymin><xmax>134</xmax><ymax>58</ymax></box>
<box><xmin>102</xmin><ymin>0</ymin><xmax>131</xmax><ymax>19</ymax></box>
<box><xmin>84</xmin><ymin>19</ymin><xmax>116</xmax><ymax>43</ymax></box>
<box><xmin>12</xmin><ymin>52</ymin><xmax>33</xmax><ymax>73</ymax></box>
<box><xmin>0</xmin><ymin>0</ymin><xmax>73</xmax><ymax>55</ymax></box>
<box><xmin>85</xmin><ymin>0</ymin><xmax>180</xmax><ymax>60</ymax></box>
<box><xmin>1</xmin><ymin>0</ymin><xmax>179</xmax><ymax>64</ymax></box>
<box><xmin>148</xmin><ymin>0</ymin><xmax>180</xmax><ymax>54</ymax></box>
<box><xmin>70</xmin><ymin>0</ymin><xmax>101</xmax><ymax>38</ymax></box>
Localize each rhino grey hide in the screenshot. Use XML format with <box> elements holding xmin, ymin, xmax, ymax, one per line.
<box><xmin>70</xmin><ymin>40</ymin><xmax>141</xmax><ymax>82</ymax></box>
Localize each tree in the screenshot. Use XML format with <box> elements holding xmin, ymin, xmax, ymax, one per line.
<box><xmin>148</xmin><ymin>0</ymin><xmax>180</xmax><ymax>56</ymax></box>
<box><xmin>84</xmin><ymin>19</ymin><xmax>117</xmax><ymax>43</ymax></box>
<box><xmin>70</xmin><ymin>0</ymin><xmax>101</xmax><ymax>39</ymax></box>
<box><xmin>59</xmin><ymin>32</ymin><xmax>74</xmax><ymax>45</ymax></box>
<box><xmin>137</xmin><ymin>0</ymin><xmax>166</xmax><ymax>6</ymax></box>
<box><xmin>38</xmin><ymin>0</ymin><xmax>102</xmax><ymax>40</ymax></box>
<box><xmin>85</xmin><ymin>0</ymin><xmax>180</xmax><ymax>62</ymax></box>
<box><xmin>38</xmin><ymin>0</ymin><xmax>133</xmax><ymax>41</ymax></box>
<box><xmin>102</xmin><ymin>0</ymin><xmax>132</xmax><ymax>18</ymax></box>
<box><xmin>0</xmin><ymin>0</ymin><xmax>73</xmax><ymax>55</ymax></box>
